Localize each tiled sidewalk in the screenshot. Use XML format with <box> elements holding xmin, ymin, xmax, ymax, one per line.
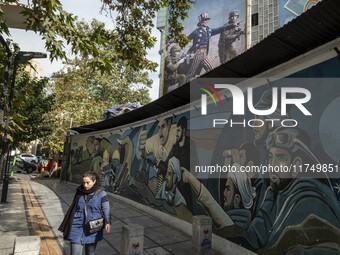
<box><xmin>1</xmin><ymin>176</ymin><xmax>222</xmax><ymax>255</ymax></box>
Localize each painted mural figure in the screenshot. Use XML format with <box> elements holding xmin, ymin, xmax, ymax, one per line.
<box><xmin>182</xmin><ymin>143</ymin><xmax>259</xmax><ymax>229</ymax></box>
<box><xmin>252</xmin><ymin>89</ymin><xmax>293</xmax><ymax>160</ymax></box>
<box><xmin>170</xmin><ymin>116</ymin><xmax>199</xmax><ymax>212</ymax></box>
<box><xmin>163</xmin><ymin>45</ymin><xmax>186</xmax><ymax>94</ymax></box>
<box><xmin>222</xmin><ymin>142</ymin><xmax>261</xmax><ymax>219</ymax></box>
<box><xmin>182</xmin><ymin>167</ymin><xmax>254</xmax><ymax>229</ymax></box>
<box><xmin>84</xmin><ymin>137</ymin><xmax>103</xmax><ymax>179</ymax></box>
<box><xmin>136</xmin><ymin>117</ymin><xmax>177</xmax><ymax>195</ymax></box>
<box><xmin>136</xmin><ymin>117</ymin><xmax>177</xmax><ymax>165</ymax></box>
<box><xmin>111</xmin><ymin>135</ymin><xmax>134</xmax><ymax>193</ymax></box>
<box><xmin>186</xmin><ymin>12</ymin><xmax>239</xmax><ymax>81</ymax></box>
<box><xmin>102</xmin><ymin>149</ymin><xmax>121</xmax><ymax>192</ymax></box>
<box><xmin>86</xmin><ymin>137</ymin><xmax>101</xmax><ymax>158</ymax></box>
<box><xmin>183</xmin><ymin>124</ymin><xmax>340</xmax><ymax>252</ymax></box>
<box><xmin>155</xmin><ymin>157</ymin><xmax>187</xmax><ymax>206</ymax></box>
<box><xmin>218</xmin><ymin>10</ymin><xmax>244</xmax><ymax>63</ymax></box>
<box><xmin>249</xmin><ymin>89</ymin><xmax>294</xmax><ymax>216</ymax></box>
<box><xmin>171</xmin><ymin>116</ymin><xmax>199</xmax><ymax>171</ymax></box>
<box><xmin>129</xmin><ymin>117</ymin><xmax>194</xmax><ymax>222</ymax></box>
<box><xmin>245</xmin><ymin>127</ymin><xmax>340</xmax><ymax>252</ymax></box>
<box><xmin>88</xmin><ymin>138</ymin><xmax>113</xmax><ymax>179</ymax></box>
<box><xmin>74</xmin><ymin>146</ymin><xmax>83</xmax><ymax>163</ymax></box>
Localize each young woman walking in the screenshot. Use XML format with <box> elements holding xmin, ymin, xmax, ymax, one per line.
<box><xmin>59</xmin><ymin>171</ymin><xmax>111</xmax><ymax>255</ymax></box>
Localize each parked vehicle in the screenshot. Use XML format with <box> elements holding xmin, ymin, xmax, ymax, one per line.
<box><xmin>18</xmin><ymin>154</ymin><xmax>38</xmax><ymax>164</ymax></box>
<box><xmin>15</xmin><ymin>157</ymin><xmax>36</xmax><ymax>174</ymax></box>
<box><xmin>37</xmin><ymin>158</ymin><xmax>62</xmax><ymax>172</ymax></box>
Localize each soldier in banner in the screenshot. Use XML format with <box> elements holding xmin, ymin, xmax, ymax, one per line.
<box><xmin>218</xmin><ymin>10</ymin><xmax>244</xmax><ymax>63</ymax></box>
<box><xmin>164</xmin><ymin>45</ymin><xmax>186</xmax><ymax>94</ymax></box>
<box><xmin>186</xmin><ymin>12</ymin><xmax>239</xmax><ymax>81</ymax></box>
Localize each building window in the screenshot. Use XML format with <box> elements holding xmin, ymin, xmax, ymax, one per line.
<box><xmin>252</xmin><ymin>13</ymin><xmax>259</xmax><ymax>26</ymax></box>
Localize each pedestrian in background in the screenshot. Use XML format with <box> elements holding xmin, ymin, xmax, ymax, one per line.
<box><xmin>59</xmin><ymin>171</ymin><xmax>111</xmax><ymax>255</ymax></box>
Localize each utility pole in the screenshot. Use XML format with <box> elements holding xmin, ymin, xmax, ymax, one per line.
<box><xmin>1</xmin><ymin>51</ymin><xmax>47</xmax><ymax>202</ymax></box>
<box><xmin>0</xmin><ymin>35</ymin><xmax>12</xmax><ymax>181</ymax></box>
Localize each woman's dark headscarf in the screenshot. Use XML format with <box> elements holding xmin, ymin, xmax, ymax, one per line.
<box><xmin>58</xmin><ymin>171</ymin><xmax>101</xmax><ymax>239</ymax></box>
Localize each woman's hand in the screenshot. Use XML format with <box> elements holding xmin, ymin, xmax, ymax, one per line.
<box><xmin>105</xmin><ymin>223</ymin><xmax>111</xmax><ymax>234</ymax></box>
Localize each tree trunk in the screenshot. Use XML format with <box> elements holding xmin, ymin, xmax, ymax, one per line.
<box><xmin>1</xmin><ymin>151</ymin><xmax>8</xmax><ymax>180</ymax></box>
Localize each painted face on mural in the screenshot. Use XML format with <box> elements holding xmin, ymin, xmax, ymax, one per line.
<box><xmin>158</xmin><ymin>119</ymin><xmax>171</xmax><ymax>146</ymax></box>
<box><xmin>174</xmin><ymin>50</ymin><xmax>181</xmax><ymax>58</ymax></box>
<box><xmin>253</xmin><ymin>115</ymin><xmax>273</xmax><ymax>145</ymax></box>
<box><xmin>165</xmin><ymin>165</ymin><xmax>176</xmax><ymax>192</ymax></box>
<box><xmin>93</xmin><ymin>139</ymin><xmax>100</xmax><ymax>154</ymax></box>
<box><xmin>201</xmin><ymin>19</ymin><xmax>209</xmax><ymax>27</ymax></box>
<box><xmin>229</xmin><ymin>15</ymin><xmax>238</xmax><ymax>23</ymax></box>
<box><xmin>238</xmin><ymin>149</ymin><xmax>247</xmax><ymax>166</ymax></box>
<box><xmin>176</xmin><ymin>125</ymin><xmax>184</xmax><ymax>142</ymax></box>
<box><xmin>268</xmin><ymin>146</ymin><xmax>294</xmax><ymax>192</ymax></box>
<box><xmin>223</xmin><ymin>178</ymin><xmax>235</xmax><ymax>211</ymax></box>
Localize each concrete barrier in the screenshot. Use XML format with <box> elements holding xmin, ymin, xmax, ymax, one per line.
<box><xmin>192</xmin><ymin>215</ymin><xmax>212</xmax><ymax>255</ymax></box>
<box><xmin>120</xmin><ymin>224</ymin><xmax>144</xmax><ymax>255</ymax></box>
<box><xmin>0</xmin><ymin>232</ymin><xmax>15</xmax><ymax>255</ymax></box>
<box><xmin>14</xmin><ymin>236</ymin><xmax>40</xmax><ymax>255</ymax></box>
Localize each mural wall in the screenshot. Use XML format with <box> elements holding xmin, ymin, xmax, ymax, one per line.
<box><xmin>162</xmin><ymin>0</ymin><xmax>246</xmax><ymax>95</ymax></box>
<box><xmin>64</xmin><ymin>57</ymin><xmax>340</xmax><ymax>254</ymax></box>
<box><xmin>279</xmin><ymin>0</ymin><xmax>322</xmax><ymax>27</ymax></box>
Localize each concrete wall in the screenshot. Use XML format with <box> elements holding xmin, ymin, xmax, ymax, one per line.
<box><xmin>63</xmin><ymin>41</ymin><xmax>340</xmax><ymax>254</ymax></box>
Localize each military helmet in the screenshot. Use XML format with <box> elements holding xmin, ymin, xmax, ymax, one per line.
<box><xmin>229</xmin><ymin>10</ymin><xmax>240</xmax><ymax>18</ymax></box>
<box><xmin>170</xmin><ymin>45</ymin><xmax>181</xmax><ymax>55</ymax></box>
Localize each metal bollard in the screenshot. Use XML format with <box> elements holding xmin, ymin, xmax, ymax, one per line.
<box><xmin>40</xmin><ymin>167</ymin><xmax>44</xmax><ymax>180</ymax></box>
<box><xmin>10</xmin><ymin>155</ymin><xmax>16</xmax><ymax>177</ymax></box>
<box><xmin>192</xmin><ymin>215</ymin><xmax>212</xmax><ymax>255</ymax></box>
<box><xmin>120</xmin><ymin>224</ymin><xmax>144</xmax><ymax>255</ymax></box>
<box><xmin>40</xmin><ymin>159</ymin><xmax>47</xmax><ymax>180</ymax></box>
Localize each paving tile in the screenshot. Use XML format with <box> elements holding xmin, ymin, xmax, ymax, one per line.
<box><xmin>51</xmin><ymin>228</ymin><xmax>64</xmax><ymax>239</ymax></box>
<box><xmin>143</xmin><ymin>236</ymin><xmax>159</xmax><ymax>249</ymax></box>
<box><xmin>104</xmin><ymin>232</ymin><xmax>158</xmax><ymax>251</ymax></box>
<box><xmin>0</xmin><ymin>230</ymin><xmax>29</xmax><ymax>237</ymax></box>
<box><xmin>37</xmin><ymin>201</ymin><xmax>65</xmax><ymax>208</ymax></box>
<box><xmin>0</xmin><ymin>208</ymin><xmax>26</xmax><ymax>214</ymax></box>
<box><xmin>95</xmin><ymin>239</ymin><xmax>118</xmax><ymax>255</ymax></box>
<box><xmin>163</xmin><ymin>240</ymin><xmax>194</xmax><ymax>255</ymax></box>
<box><xmin>103</xmin><ymin>232</ymin><xmax>121</xmax><ymax>251</ymax></box>
<box><xmin>121</xmin><ymin>215</ymin><xmax>163</xmax><ymax>229</ymax></box>
<box><xmin>108</xmin><ymin>219</ymin><xmax>126</xmax><ymax>234</ymax></box>
<box><xmin>0</xmin><ymin>233</ymin><xmax>15</xmax><ymax>249</ymax></box>
<box><xmin>46</xmin><ymin>215</ymin><xmax>65</xmax><ymax>228</ymax></box>
<box><xmin>111</xmin><ymin>208</ymin><xmax>143</xmax><ymax>219</ymax></box>
<box><xmin>0</xmin><ymin>213</ymin><xmax>27</xmax><ymax>222</ymax></box>
<box><xmin>40</xmin><ymin>202</ymin><xmax>69</xmax><ymax>211</ymax></box>
<box><xmin>110</xmin><ymin>201</ymin><xmax>129</xmax><ymax>210</ymax></box>
<box><xmin>0</xmin><ymin>247</ymin><xmax>14</xmax><ymax>255</ymax></box>
<box><xmin>0</xmin><ymin>219</ymin><xmax>30</xmax><ymax>233</ymax></box>
<box><xmin>144</xmin><ymin>225</ymin><xmax>190</xmax><ymax>246</ymax></box>
<box><xmin>62</xmin><ymin>197</ymin><xmax>74</xmax><ymax>205</ymax></box>
<box><xmin>144</xmin><ymin>246</ymin><xmax>172</xmax><ymax>255</ymax></box>
<box><xmin>42</xmin><ymin>207</ymin><xmax>66</xmax><ymax>217</ymax></box>
<box><xmin>0</xmin><ymin>201</ymin><xmax>25</xmax><ymax>207</ymax></box>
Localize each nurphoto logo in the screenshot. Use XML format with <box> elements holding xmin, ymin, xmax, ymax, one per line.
<box><xmin>199</xmin><ymin>84</ymin><xmax>312</xmax><ymax>128</ymax></box>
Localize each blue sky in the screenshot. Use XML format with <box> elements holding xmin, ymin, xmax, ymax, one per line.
<box><xmin>6</xmin><ymin>0</ymin><xmax>161</xmax><ymax>101</ymax></box>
